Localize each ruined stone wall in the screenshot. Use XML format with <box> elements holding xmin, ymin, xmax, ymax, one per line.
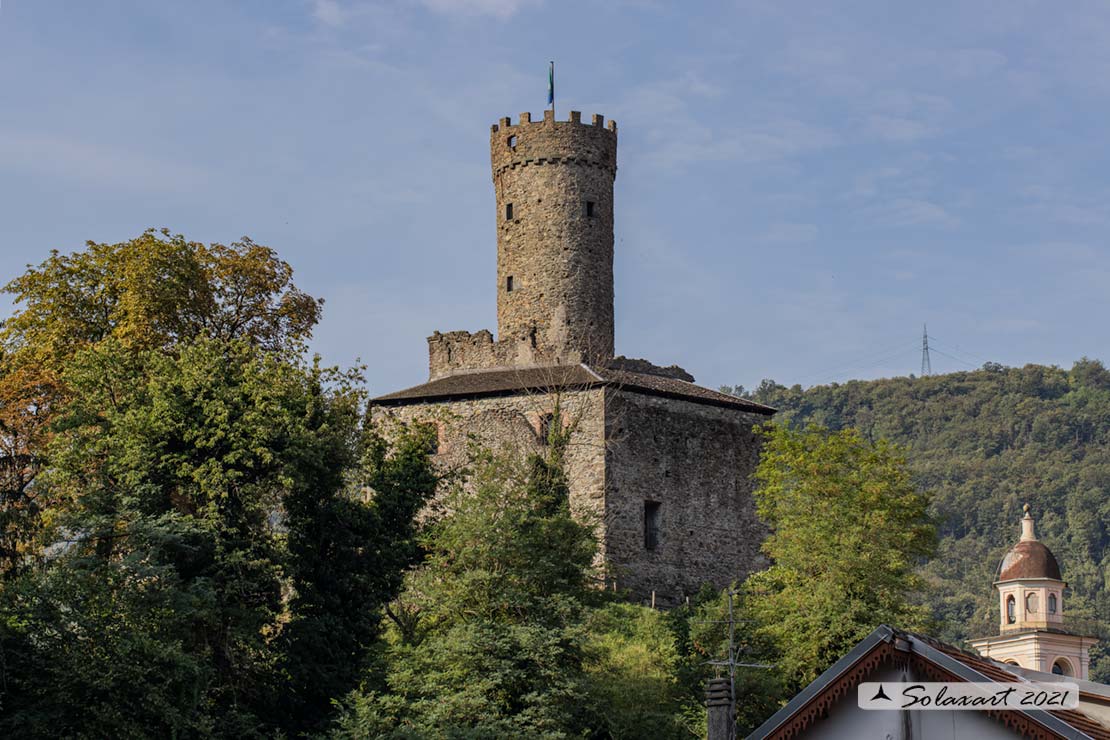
<box><xmin>370</xmin><ymin>389</ymin><xmax>608</xmax><ymax>552</ymax></box>
<box><xmin>602</xmin><ymin>391</ymin><xmax>768</xmax><ymax>604</ymax></box>
<box><xmin>373</xmin><ymin>386</ymin><xmax>769</xmax><ymax>606</ymax></box>
<box><xmin>491</xmin><ymin>111</ymin><xmax>617</xmax><ymax>364</ymax></box>
<box><xmin>427</xmin><ymin>331</ymin><xmax>525</xmax><ymax>379</ymax></box>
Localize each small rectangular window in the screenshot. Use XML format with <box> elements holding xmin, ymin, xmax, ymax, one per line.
<box><xmin>585</xmin><ymin>200</ymin><xmax>595</xmax><ymax>218</ymax></box>
<box><xmin>644</xmin><ymin>501</ymin><xmax>661</xmax><ymax>551</ymax></box>
<box><xmin>506</xmin><ymin>275</ymin><xmax>514</xmax><ymax>292</ymax></box>
<box><xmin>505</xmin><ymin>203</ymin><xmax>514</xmax><ymax>220</ymax></box>
<box><xmin>538</xmin><ymin>412</ymin><xmax>554</xmax><ymax>445</ymax></box>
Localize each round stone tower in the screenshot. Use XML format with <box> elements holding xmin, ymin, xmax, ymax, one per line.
<box><xmin>490</xmin><ymin>109</ymin><xmax>617</xmax><ymax>364</ymax></box>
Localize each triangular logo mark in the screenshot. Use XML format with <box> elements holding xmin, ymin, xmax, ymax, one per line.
<box><xmin>870</xmin><ymin>685</ymin><xmax>892</xmax><ymax>701</ymax></box>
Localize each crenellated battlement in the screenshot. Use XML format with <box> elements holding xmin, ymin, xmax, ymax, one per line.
<box><xmin>490</xmin><ymin>110</ymin><xmax>617</xmax><ymax>132</ymax></box>
<box><xmin>490</xmin><ymin>111</ymin><xmax>617</xmax><ymax>178</ymax></box>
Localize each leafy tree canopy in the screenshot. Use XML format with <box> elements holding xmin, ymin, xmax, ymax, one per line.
<box><xmin>0</xmin><ymin>229</ymin><xmax>321</xmax><ymax>580</ymax></box>
<box><xmin>744</xmin><ymin>424</ymin><xmax>936</xmax><ymax>692</ymax></box>
<box><xmin>743</xmin><ymin>360</ymin><xmax>1110</xmax><ymax>682</ymax></box>
<box><xmin>333</xmin><ymin>415</ymin><xmax>604</xmax><ymax>738</ymax></box>
<box><xmin>0</xmin><ymin>233</ymin><xmax>436</xmax><ymax>737</ymax></box>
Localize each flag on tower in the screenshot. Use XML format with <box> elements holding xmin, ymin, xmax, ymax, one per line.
<box><xmin>548</xmin><ymin>61</ymin><xmax>554</xmax><ymax>107</ymax></box>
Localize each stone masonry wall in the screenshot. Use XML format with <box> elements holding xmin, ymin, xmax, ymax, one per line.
<box><xmin>491</xmin><ymin>111</ymin><xmax>617</xmax><ymax>364</ymax></box>
<box><xmin>370</xmin><ymin>389</ymin><xmax>609</xmax><ymax>555</ymax></box>
<box><xmin>372</xmin><ymin>386</ymin><xmax>768</xmax><ymax>606</ymax></box>
<box><xmin>603</xmin><ymin>390</ymin><xmax>768</xmax><ymax>604</ymax></box>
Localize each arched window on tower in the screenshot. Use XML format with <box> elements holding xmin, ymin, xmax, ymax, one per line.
<box><xmin>1025</xmin><ymin>592</ymin><xmax>1038</xmax><ymax>615</ymax></box>
<box><xmin>1052</xmin><ymin>659</ymin><xmax>1072</xmax><ymax>676</ymax></box>
<box><xmin>1048</xmin><ymin>593</ymin><xmax>1058</xmax><ymax>614</ymax></box>
<box><xmin>1006</xmin><ymin>595</ymin><xmax>1016</xmax><ymax>624</ymax></box>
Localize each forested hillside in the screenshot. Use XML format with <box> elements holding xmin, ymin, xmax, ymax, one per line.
<box><xmin>734</xmin><ymin>360</ymin><xmax>1110</xmax><ymax>680</ymax></box>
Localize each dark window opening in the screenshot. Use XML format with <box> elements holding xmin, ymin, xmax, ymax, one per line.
<box><xmin>538</xmin><ymin>413</ymin><xmax>554</xmax><ymax>445</ymax></box>
<box><xmin>644</xmin><ymin>501</ymin><xmax>661</xmax><ymax>551</ymax></box>
<box><xmin>1048</xmin><ymin>593</ymin><xmax>1058</xmax><ymax>614</ymax></box>
<box><xmin>1006</xmin><ymin>595</ymin><xmax>1016</xmax><ymax>624</ymax></box>
<box><xmin>506</xmin><ymin>276</ymin><xmax>514</xmax><ymax>292</ymax></box>
<box><xmin>505</xmin><ymin>203</ymin><xmax>514</xmax><ymax>220</ymax></box>
<box><xmin>1052</xmin><ymin>663</ymin><xmax>1065</xmax><ymax>675</ymax></box>
<box><xmin>585</xmin><ymin>200</ymin><xmax>596</xmax><ymax>218</ymax></box>
<box><xmin>507</xmin><ymin>135</ymin><xmax>517</xmax><ymax>148</ymax></box>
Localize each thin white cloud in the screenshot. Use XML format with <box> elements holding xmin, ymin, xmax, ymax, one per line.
<box><xmin>312</xmin><ymin>0</ymin><xmax>347</xmax><ymax>26</ymax></box>
<box><xmin>417</xmin><ymin>0</ymin><xmax>541</xmax><ymax>19</ymax></box>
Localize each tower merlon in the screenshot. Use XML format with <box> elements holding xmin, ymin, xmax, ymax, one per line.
<box><xmin>489</xmin><ymin>113</ymin><xmax>619</xmax><ymax>132</ymax></box>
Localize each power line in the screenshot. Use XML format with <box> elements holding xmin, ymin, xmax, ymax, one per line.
<box><xmin>928</xmin><ymin>335</ymin><xmax>991</xmax><ymax>367</ymax></box>
<box><xmin>928</xmin><ymin>346</ymin><xmax>977</xmax><ymax>368</ymax></box>
<box><xmin>796</xmin><ymin>340</ymin><xmax>920</xmax><ymax>386</ymax></box>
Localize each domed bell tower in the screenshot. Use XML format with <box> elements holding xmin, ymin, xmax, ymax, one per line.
<box><xmin>970</xmin><ymin>505</ymin><xmax>1098</xmax><ymax>679</ymax></box>
<box><xmin>490</xmin><ymin>110</ymin><xmax>617</xmax><ymax>364</ymax></box>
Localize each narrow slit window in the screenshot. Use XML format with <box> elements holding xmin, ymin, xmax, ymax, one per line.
<box><xmin>644</xmin><ymin>501</ymin><xmax>661</xmax><ymax>551</ymax></box>
<box><xmin>585</xmin><ymin>200</ymin><xmax>595</xmax><ymax>218</ymax></box>
<box><xmin>538</xmin><ymin>412</ymin><xmax>554</xmax><ymax>445</ymax></box>
<box><xmin>1006</xmin><ymin>595</ymin><xmax>1016</xmax><ymax>624</ymax></box>
<box><xmin>505</xmin><ymin>203</ymin><xmax>514</xmax><ymax>220</ymax></box>
<box><xmin>506</xmin><ymin>275</ymin><xmax>514</xmax><ymax>292</ymax></box>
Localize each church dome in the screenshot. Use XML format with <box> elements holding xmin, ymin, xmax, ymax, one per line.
<box><xmin>998</xmin><ymin>540</ymin><xmax>1062</xmax><ymax>581</ymax></box>
<box><xmin>997</xmin><ymin>504</ymin><xmax>1062</xmax><ymax>582</ymax></box>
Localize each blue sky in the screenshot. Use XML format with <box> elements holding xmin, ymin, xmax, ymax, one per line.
<box><xmin>3</xmin><ymin>1</ymin><xmax>1110</xmax><ymax>395</ymax></box>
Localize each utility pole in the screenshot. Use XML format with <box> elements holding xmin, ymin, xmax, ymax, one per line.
<box><xmin>921</xmin><ymin>324</ymin><xmax>932</xmax><ymax>377</ymax></box>
<box><xmin>703</xmin><ymin>589</ymin><xmax>772</xmax><ymax>740</ymax></box>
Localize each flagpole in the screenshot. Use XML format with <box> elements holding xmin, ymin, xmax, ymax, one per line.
<box><xmin>549</xmin><ymin>60</ymin><xmax>555</xmax><ymax>118</ymax></box>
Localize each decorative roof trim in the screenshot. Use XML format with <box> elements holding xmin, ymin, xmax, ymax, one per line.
<box><xmin>749</xmin><ymin>625</ymin><xmax>1106</xmax><ymax>740</ymax></box>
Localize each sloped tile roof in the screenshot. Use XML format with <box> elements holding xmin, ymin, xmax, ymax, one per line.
<box><xmin>752</xmin><ymin>624</ymin><xmax>1110</xmax><ymax>740</ymax></box>
<box><xmin>372</xmin><ymin>363</ymin><xmax>775</xmax><ymax>415</ymax></box>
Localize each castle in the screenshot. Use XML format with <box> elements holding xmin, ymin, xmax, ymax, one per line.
<box><xmin>371</xmin><ymin>109</ymin><xmax>774</xmax><ymax>604</ymax></box>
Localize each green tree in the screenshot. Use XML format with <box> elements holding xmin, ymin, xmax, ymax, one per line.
<box><xmin>0</xmin><ymin>336</ymin><xmax>436</xmax><ymax>737</ymax></box>
<box><xmin>0</xmin><ymin>229</ymin><xmax>321</xmax><ymax>582</ymax></box>
<box><xmin>581</xmin><ymin>602</ymin><xmax>693</xmax><ymax>739</ymax></box>
<box><xmin>750</xmin><ymin>362</ymin><xmax>1110</xmax><ymax>681</ymax></box>
<box><xmin>0</xmin><ymin>233</ymin><xmax>436</xmax><ymax>736</ymax></box>
<box><xmin>278</xmin><ymin>417</ymin><xmax>438</xmax><ymax>735</ymax></box>
<box><xmin>333</xmin><ymin>414</ymin><xmax>603</xmax><ymax>738</ymax></box>
<box><xmin>746</xmin><ymin>424</ymin><xmax>936</xmax><ymax>691</ymax></box>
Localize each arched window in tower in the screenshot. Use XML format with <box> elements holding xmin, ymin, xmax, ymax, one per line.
<box><xmin>1006</xmin><ymin>595</ymin><xmax>1016</xmax><ymax>624</ymax></box>
<box><xmin>1052</xmin><ymin>659</ymin><xmax>1072</xmax><ymax>676</ymax></box>
<box><xmin>1025</xmin><ymin>592</ymin><xmax>1038</xmax><ymax>614</ymax></box>
<box><xmin>1048</xmin><ymin>593</ymin><xmax>1057</xmax><ymax>614</ymax></box>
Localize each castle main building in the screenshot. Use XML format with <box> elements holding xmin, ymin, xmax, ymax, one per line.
<box><xmin>372</xmin><ymin>109</ymin><xmax>773</xmax><ymax>603</ymax></box>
